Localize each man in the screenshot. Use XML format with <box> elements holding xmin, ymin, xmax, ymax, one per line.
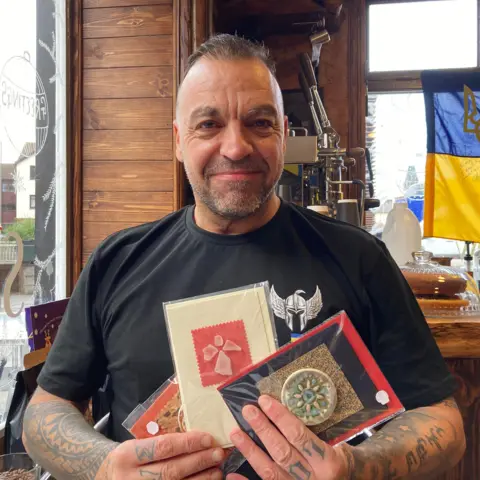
<box><xmin>23</xmin><ymin>34</ymin><xmax>465</xmax><ymax>480</ymax></box>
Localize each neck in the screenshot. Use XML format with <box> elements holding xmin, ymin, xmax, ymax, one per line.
<box><xmin>193</xmin><ymin>195</ymin><xmax>281</xmax><ymax>235</ymax></box>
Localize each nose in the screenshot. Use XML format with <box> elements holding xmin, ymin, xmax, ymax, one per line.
<box><xmin>219</xmin><ymin>122</ymin><xmax>254</xmax><ymax>161</ymax></box>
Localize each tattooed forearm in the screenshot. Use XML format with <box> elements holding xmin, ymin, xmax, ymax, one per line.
<box><xmin>23</xmin><ymin>393</ymin><xmax>118</xmax><ymax>480</ymax></box>
<box><xmin>343</xmin><ymin>397</ymin><xmax>465</xmax><ymax>479</ymax></box>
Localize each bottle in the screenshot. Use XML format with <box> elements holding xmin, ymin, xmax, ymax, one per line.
<box><xmin>382</xmin><ymin>198</ymin><xmax>422</xmax><ymax>267</ymax></box>
<box><xmin>473</xmin><ymin>249</ymin><xmax>480</xmax><ymax>290</ymax></box>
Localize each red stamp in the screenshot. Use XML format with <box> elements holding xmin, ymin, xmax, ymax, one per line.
<box><xmin>192</xmin><ymin>320</ymin><xmax>252</xmax><ymax>387</ymax></box>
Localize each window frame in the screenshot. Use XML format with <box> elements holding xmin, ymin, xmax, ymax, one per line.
<box><xmin>29</xmin><ymin>195</ymin><xmax>35</xmax><ymax>210</ymax></box>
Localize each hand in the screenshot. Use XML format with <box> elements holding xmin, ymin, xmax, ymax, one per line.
<box><xmin>227</xmin><ymin>395</ymin><xmax>351</xmax><ymax>480</ymax></box>
<box><xmin>101</xmin><ymin>431</ymin><xmax>225</xmax><ymax>480</ymax></box>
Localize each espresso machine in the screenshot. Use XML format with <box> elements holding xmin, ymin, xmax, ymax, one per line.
<box><xmin>282</xmin><ymin>32</ymin><xmax>379</xmax><ymax>226</ymax></box>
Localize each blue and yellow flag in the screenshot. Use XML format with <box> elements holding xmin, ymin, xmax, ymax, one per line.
<box><xmin>422</xmin><ymin>70</ymin><xmax>480</xmax><ymax>242</ymax></box>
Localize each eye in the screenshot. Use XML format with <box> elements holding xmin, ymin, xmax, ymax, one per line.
<box><xmin>252</xmin><ymin>119</ymin><xmax>274</xmax><ymax>129</ymax></box>
<box><xmin>198</xmin><ymin>120</ymin><xmax>218</xmax><ymax>129</ymax></box>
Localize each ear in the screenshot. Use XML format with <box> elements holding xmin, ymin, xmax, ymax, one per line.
<box><xmin>282</xmin><ymin>115</ymin><xmax>289</xmax><ymax>154</ymax></box>
<box><xmin>173</xmin><ymin>120</ymin><xmax>183</xmax><ymax>163</ymax></box>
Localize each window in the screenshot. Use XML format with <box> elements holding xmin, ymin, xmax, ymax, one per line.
<box><xmin>368</xmin><ymin>0</ymin><xmax>477</xmax><ymax>72</ymax></box>
<box><xmin>2</xmin><ymin>182</ymin><xmax>14</xmax><ymax>193</ymax></box>
<box><xmin>0</xmin><ymin>0</ymin><xmax>67</xmax><ymax>427</ymax></box>
<box><xmin>366</xmin><ymin>0</ymin><xmax>479</xmax><ymax>257</ymax></box>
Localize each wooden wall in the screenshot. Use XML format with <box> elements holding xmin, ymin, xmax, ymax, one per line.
<box><xmin>81</xmin><ymin>0</ymin><xmax>176</xmax><ymax>265</ymax></box>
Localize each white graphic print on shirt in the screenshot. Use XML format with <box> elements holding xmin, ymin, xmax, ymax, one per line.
<box><xmin>269</xmin><ymin>285</ymin><xmax>323</xmax><ymax>332</ymax></box>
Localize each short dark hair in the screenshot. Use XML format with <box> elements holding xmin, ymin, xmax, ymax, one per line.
<box><xmin>183</xmin><ymin>33</ymin><xmax>276</xmax><ymax>79</ymax></box>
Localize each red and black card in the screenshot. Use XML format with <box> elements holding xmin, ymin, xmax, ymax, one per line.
<box><xmin>218</xmin><ymin>311</ymin><xmax>404</xmax><ymax>446</ymax></box>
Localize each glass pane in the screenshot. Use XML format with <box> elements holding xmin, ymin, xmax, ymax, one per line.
<box><xmin>0</xmin><ymin>0</ymin><xmax>67</xmax><ymax>424</ymax></box>
<box><xmin>368</xmin><ymin>0</ymin><xmax>478</xmax><ymax>72</ymax></box>
<box><xmin>366</xmin><ymin>92</ymin><xmax>460</xmax><ymax>256</ymax></box>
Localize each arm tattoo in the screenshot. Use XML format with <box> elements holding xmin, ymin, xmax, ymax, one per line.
<box><xmin>344</xmin><ymin>398</ymin><xmax>464</xmax><ymax>480</ymax></box>
<box><xmin>23</xmin><ymin>400</ymin><xmax>118</xmax><ymax>480</ymax></box>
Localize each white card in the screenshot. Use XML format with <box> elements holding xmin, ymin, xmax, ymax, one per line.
<box><xmin>165</xmin><ymin>284</ymin><xmax>277</xmax><ymax>447</ymax></box>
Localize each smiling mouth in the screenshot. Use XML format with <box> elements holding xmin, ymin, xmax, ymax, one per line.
<box><xmin>211</xmin><ymin>171</ymin><xmax>263</xmax><ymax>180</ymax></box>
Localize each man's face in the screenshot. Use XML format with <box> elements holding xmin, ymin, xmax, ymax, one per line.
<box><xmin>174</xmin><ymin>58</ymin><xmax>288</xmax><ymax>219</ymax></box>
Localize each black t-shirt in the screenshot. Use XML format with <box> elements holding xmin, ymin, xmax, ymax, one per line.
<box><xmin>38</xmin><ymin>200</ymin><xmax>456</xmax><ymax>470</ymax></box>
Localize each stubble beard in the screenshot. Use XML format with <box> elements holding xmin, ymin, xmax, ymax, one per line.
<box><xmin>185</xmin><ymin>167</ymin><xmax>278</xmax><ymax>220</ymax></box>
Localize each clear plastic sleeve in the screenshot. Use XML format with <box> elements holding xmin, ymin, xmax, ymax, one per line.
<box><xmin>122</xmin><ymin>375</ymin><xmax>182</xmax><ymax>438</ymax></box>
<box><xmin>122</xmin><ymin>375</ymin><xmax>246</xmax><ymax>475</ymax></box>
<box><xmin>218</xmin><ymin>310</ymin><xmax>405</xmax><ymax>447</ymax></box>
<box><xmin>163</xmin><ymin>282</ymin><xmax>279</xmax><ymax>449</ymax></box>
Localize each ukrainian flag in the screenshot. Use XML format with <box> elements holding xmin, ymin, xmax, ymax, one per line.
<box><xmin>422</xmin><ymin>70</ymin><xmax>480</xmax><ymax>242</ymax></box>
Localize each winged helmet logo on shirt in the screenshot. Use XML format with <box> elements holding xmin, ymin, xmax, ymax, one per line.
<box><xmin>269</xmin><ymin>286</ymin><xmax>323</xmax><ymax>332</ymax></box>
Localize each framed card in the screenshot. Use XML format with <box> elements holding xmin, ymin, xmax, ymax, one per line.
<box><xmin>164</xmin><ymin>283</ymin><xmax>278</xmax><ymax>447</ymax></box>
<box><xmin>218</xmin><ymin>311</ymin><xmax>404</xmax><ymax>447</ymax></box>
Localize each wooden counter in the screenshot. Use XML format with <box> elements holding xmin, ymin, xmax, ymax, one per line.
<box><xmin>428</xmin><ymin>317</ymin><xmax>480</xmax><ymax>358</ymax></box>
<box><xmin>427</xmin><ymin>318</ymin><xmax>480</xmax><ymax>479</ymax></box>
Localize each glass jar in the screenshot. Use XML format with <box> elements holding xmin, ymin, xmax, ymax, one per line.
<box><xmin>0</xmin><ymin>453</ymin><xmax>41</xmax><ymax>480</ymax></box>
<box><xmin>400</xmin><ymin>251</ymin><xmax>480</xmax><ymax>318</ymax></box>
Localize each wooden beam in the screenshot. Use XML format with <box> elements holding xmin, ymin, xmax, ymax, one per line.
<box><xmin>67</xmin><ymin>0</ymin><xmax>83</xmax><ymax>292</ymax></box>
<box><xmin>347</xmin><ymin>0</ymin><xmax>367</xmax><ymax>200</ymax></box>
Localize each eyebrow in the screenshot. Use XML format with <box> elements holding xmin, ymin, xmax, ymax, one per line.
<box><xmin>190</xmin><ymin>106</ymin><xmax>221</xmax><ymax>122</ymax></box>
<box><xmin>243</xmin><ymin>104</ymin><xmax>279</xmax><ymax>119</ymax></box>
<box><xmin>188</xmin><ymin>104</ymin><xmax>279</xmax><ymax>122</ymax></box>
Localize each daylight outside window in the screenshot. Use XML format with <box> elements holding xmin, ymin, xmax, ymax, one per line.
<box><xmin>366</xmin><ymin>0</ymin><xmax>478</xmax><ymax>256</ymax></box>
<box><xmin>0</xmin><ymin>0</ymin><xmax>67</xmax><ymax>427</ymax></box>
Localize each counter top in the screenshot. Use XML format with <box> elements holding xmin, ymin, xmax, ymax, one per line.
<box><xmin>427</xmin><ymin>317</ymin><xmax>480</xmax><ymax>358</ymax></box>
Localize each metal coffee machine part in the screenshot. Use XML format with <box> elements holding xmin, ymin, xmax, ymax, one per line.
<box><xmin>285</xmin><ymin>50</ymin><xmax>379</xmax><ymax>225</ymax></box>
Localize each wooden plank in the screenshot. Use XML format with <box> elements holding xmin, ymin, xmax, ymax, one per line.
<box><xmin>84</xmin><ymin>0</ymin><xmax>171</xmax><ymax>8</ymax></box>
<box><xmin>84</xmin><ymin>66</ymin><xmax>173</xmax><ymax>98</ymax></box>
<box><xmin>84</xmin><ymin>98</ymin><xmax>172</xmax><ymax>130</ymax></box>
<box><xmin>84</xmin><ymin>130</ymin><xmax>172</xmax><ymax>160</ymax></box>
<box><xmin>83</xmin><ymin>191</ymin><xmax>173</xmax><ymax>222</ymax></box>
<box><xmin>84</xmin><ymin>5</ymin><xmax>172</xmax><ymax>38</ymax></box>
<box><xmin>84</xmin><ymin>36</ymin><xmax>173</xmax><ymax>69</ymax></box>
<box><xmin>83</xmin><ymin>161</ymin><xmax>173</xmax><ymax>191</ymax></box>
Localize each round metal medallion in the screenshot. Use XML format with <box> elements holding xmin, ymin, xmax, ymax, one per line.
<box><xmin>281</xmin><ymin>368</ymin><xmax>337</xmax><ymax>426</ymax></box>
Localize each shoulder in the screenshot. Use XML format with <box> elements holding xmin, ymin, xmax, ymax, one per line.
<box><xmin>284</xmin><ymin>202</ymin><xmax>385</xmax><ymax>264</ymax></box>
<box><xmin>89</xmin><ymin>207</ymin><xmax>189</xmax><ymax>267</ymax></box>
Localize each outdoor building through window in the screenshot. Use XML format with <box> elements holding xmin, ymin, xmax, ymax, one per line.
<box><xmin>0</xmin><ymin>0</ymin><xmax>67</xmax><ymax>427</ymax></box>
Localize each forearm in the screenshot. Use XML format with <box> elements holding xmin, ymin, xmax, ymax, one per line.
<box><xmin>343</xmin><ymin>398</ymin><xmax>466</xmax><ymax>479</ymax></box>
<box><xmin>23</xmin><ymin>388</ymin><xmax>118</xmax><ymax>480</ymax></box>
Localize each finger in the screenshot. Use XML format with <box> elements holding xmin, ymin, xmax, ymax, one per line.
<box><xmin>258</xmin><ymin>396</ymin><xmax>330</xmax><ymax>462</ymax></box>
<box><xmin>187</xmin><ymin>467</ymin><xmax>223</xmax><ymax>480</ymax></box>
<box><xmin>226</xmin><ymin>475</ymin><xmax>247</xmax><ymax>480</ymax></box>
<box><xmin>130</xmin><ymin>432</ymin><xmax>216</xmax><ymax>465</ymax></box>
<box><xmin>230</xmin><ymin>427</ymin><xmax>290</xmax><ymax>480</ymax></box>
<box><xmin>241</xmin><ymin>404</ymin><xmax>314</xmax><ymax>477</ymax></box>
<box><xmin>160</xmin><ymin>447</ymin><xmax>225</xmax><ymax>479</ymax></box>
